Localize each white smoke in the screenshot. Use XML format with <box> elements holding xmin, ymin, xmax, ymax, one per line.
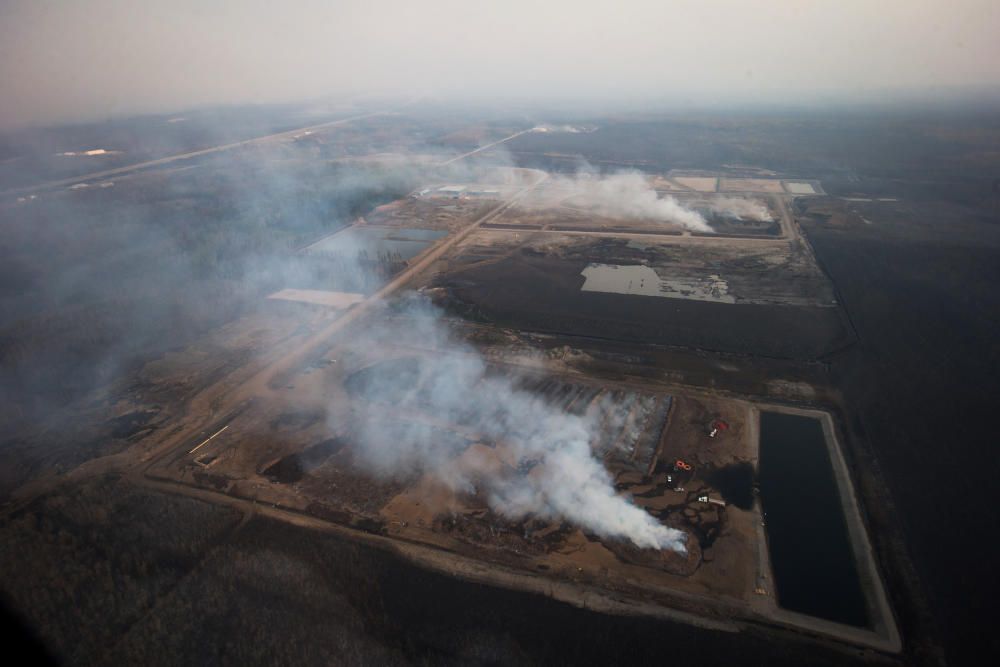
<box><xmin>708</xmin><ymin>196</ymin><xmax>774</xmax><ymax>222</ymax></box>
<box><xmin>343</xmin><ymin>298</ymin><xmax>687</xmax><ymax>553</ymax></box>
<box><xmin>549</xmin><ymin>171</ymin><xmax>713</xmax><ymax>233</ymax></box>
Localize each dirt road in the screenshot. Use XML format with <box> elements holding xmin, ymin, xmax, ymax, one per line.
<box><xmin>439</xmin><ymin>129</ymin><xmax>535</xmax><ymax>166</ymax></box>
<box><xmin>130</xmin><ymin>169</ymin><xmax>548</xmax><ymax>477</ymax></box>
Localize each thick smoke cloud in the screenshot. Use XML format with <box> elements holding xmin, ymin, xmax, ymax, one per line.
<box><xmin>342</xmin><ymin>298</ymin><xmax>687</xmax><ymax>553</ymax></box>
<box><xmin>549</xmin><ymin>171</ymin><xmax>712</xmax><ymax>232</ymax></box>
<box><xmin>0</xmin><ymin>114</ymin><xmax>689</xmax><ymax>548</ymax></box>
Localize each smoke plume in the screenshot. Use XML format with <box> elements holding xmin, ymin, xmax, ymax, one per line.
<box><xmin>550</xmin><ymin>171</ymin><xmax>712</xmax><ymax>233</ymax></box>
<box><xmin>708</xmin><ymin>196</ymin><xmax>774</xmax><ymax>222</ymax></box>
<box><xmin>343</xmin><ymin>298</ymin><xmax>687</xmax><ymax>553</ymax></box>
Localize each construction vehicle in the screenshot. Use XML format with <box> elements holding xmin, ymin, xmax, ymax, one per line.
<box><xmin>707</xmin><ymin>419</ymin><xmax>729</xmax><ymax>438</ymax></box>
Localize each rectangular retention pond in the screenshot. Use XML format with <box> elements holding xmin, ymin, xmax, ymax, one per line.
<box><xmin>758</xmin><ymin>411</ymin><xmax>869</xmax><ymax>627</ymax></box>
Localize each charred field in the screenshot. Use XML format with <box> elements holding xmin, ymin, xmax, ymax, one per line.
<box><xmin>798</xmin><ymin>198</ymin><xmax>1000</xmax><ymax>667</ymax></box>
<box><xmin>145</xmin><ymin>347</ymin><xmax>754</xmax><ymax>595</ymax></box>
<box><xmin>429</xmin><ymin>246</ymin><xmax>849</xmax><ymax>359</ymax></box>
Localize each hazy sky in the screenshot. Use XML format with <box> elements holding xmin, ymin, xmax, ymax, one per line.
<box><xmin>1</xmin><ymin>0</ymin><xmax>998</xmax><ymax>128</ymax></box>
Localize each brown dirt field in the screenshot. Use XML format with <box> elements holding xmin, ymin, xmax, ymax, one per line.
<box><xmin>145</xmin><ymin>340</ymin><xmax>762</xmax><ymax>609</ymax></box>
<box><xmin>719</xmin><ymin>178</ymin><xmax>785</xmax><ymax>193</ymax></box>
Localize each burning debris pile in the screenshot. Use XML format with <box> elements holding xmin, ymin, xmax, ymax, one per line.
<box><xmin>706</xmin><ymin>197</ymin><xmax>774</xmax><ymax>222</ymax></box>
<box><xmin>341</xmin><ymin>298</ymin><xmax>688</xmax><ymax>553</ymax></box>
<box><xmin>433</xmin><ymin>511</ymin><xmax>575</xmax><ymax>557</ymax></box>
<box><xmin>547</xmin><ymin>171</ymin><xmax>713</xmax><ymax>233</ymax></box>
<box><xmin>601</xmin><ymin>533</ymin><xmax>702</xmax><ymax>575</ymax></box>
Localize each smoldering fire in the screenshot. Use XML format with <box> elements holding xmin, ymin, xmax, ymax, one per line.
<box><xmin>340</xmin><ymin>298</ymin><xmax>688</xmax><ymax>553</ymax></box>
<box><xmin>545</xmin><ymin>170</ymin><xmax>713</xmax><ymax>233</ymax></box>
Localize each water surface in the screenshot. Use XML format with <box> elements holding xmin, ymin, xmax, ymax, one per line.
<box><xmin>758</xmin><ymin>411</ymin><xmax>869</xmax><ymax>627</ymax></box>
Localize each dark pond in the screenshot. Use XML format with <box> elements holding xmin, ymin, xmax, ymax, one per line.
<box><xmin>758</xmin><ymin>411</ymin><xmax>869</xmax><ymax>627</ymax></box>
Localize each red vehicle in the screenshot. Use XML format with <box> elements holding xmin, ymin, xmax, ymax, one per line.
<box><xmin>707</xmin><ymin>419</ymin><xmax>729</xmax><ymax>438</ymax></box>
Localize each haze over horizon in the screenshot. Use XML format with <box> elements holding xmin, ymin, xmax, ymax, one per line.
<box><xmin>1</xmin><ymin>0</ymin><xmax>999</xmax><ymax>129</ymax></box>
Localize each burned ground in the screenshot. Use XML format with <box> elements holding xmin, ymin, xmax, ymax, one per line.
<box><xmin>0</xmin><ymin>475</ymin><xmax>242</xmax><ymax>665</ymax></box>
<box><xmin>0</xmin><ymin>473</ymin><xmax>868</xmax><ymax>667</ymax></box>
<box><xmin>261</xmin><ymin>437</ymin><xmax>346</xmax><ymax>484</ymax></box>
<box><xmin>432</xmin><ymin>248</ymin><xmax>849</xmax><ymax>360</ymax></box>
<box><xmin>800</xmin><ymin>200</ymin><xmax>1000</xmax><ymax>665</ymax></box>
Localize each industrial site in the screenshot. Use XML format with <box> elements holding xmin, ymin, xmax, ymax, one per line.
<box><xmin>4</xmin><ymin>2</ymin><xmax>998</xmax><ymax>664</ymax></box>
<box><xmin>5</xmin><ymin>100</ymin><xmax>991</xmax><ymax>667</ymax></box>
<box><xmin>104</xmin><ymin>162</ymin><xmax>898</xmax><ymax>652</ymax></box>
